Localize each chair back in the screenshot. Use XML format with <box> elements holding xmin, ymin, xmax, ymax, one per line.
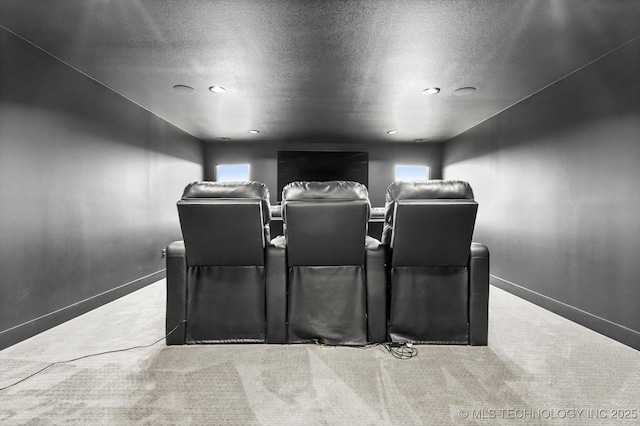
<box><xmin>178</xmin><ymin>181</ymin><xmax>271</xmax><ymax>266</ymax></box>
<box><xmin>383</xmin><ymin>180</ymin><xmax>477</xmax><ymax>267</ymax></box>
<box><xmin>282</xmin><ymin>180</ymin><xmax>370</xmax><ymax>266</ymax></box>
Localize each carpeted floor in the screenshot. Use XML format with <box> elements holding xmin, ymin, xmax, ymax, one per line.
<box><xmin>0</xmin><ymin>280</ymin><xmax>638</xmax><ymax>425</ymax></box>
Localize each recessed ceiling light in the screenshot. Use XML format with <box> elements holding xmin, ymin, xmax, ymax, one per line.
<box><xmin>248</xmin><ymin>130</ymin><xmax>260</xmax><ymax>134</ymax></box>
<box><xmin>209</xmin><ymin>86</ymin><xmax>227</xmax><ymax>93</ymax></box>
<box><xmin>173</xmin><ymin>84</ymin><xmax>194</xmax><ymax>93</ymax></box>
<box><xmin>422</xmin><ymin>87</ymin><xmax>440</xmax><ymax>95</ymax></box>
<box><xmin>454</xmin><ymin>87</ymin><xmax>476</xmax><ymax>96</ymax></box>
<box><xmin>387</xmin><ymin>130</ymin><xmax>398</xmax><ymax>135</ymax></box>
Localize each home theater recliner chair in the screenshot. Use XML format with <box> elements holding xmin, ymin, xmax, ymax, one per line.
<box><xmin>382</xmin><ymin>180</ymin><xmax>490</xmax><ymax>345</ymax></box>
<box><xmin>280</xmin><ymin>180</ymin><xmax>386</xmax><ymax>345</ymax></box>
<box><xmin>165</xmin><ymin>181</ymin><xmax>285</xmax><ymax>344</ymax></box>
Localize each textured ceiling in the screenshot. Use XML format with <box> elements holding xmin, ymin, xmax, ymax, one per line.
<box><xmin>1</xmin><ymin>0</ymin><xmax>640</xmax><ymax>144</ymax></box>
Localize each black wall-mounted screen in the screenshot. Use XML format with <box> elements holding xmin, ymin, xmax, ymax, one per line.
<box><xmin>277</xmin><ymin>151</ymin><xmax>369</xmax><ymax>201</ymax></box>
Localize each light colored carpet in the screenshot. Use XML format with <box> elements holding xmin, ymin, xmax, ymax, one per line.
<box><xmin>1</xmin><ymin>280</ymin><xmax>638</xmax><ymax>425</ymax></box>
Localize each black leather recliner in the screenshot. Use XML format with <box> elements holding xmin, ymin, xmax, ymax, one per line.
<box><xmin>382</xmin><ymin>180</ymin><xmax>490</xmax><ymax>345</ymax></box>
<box><xmin>280</xmin><ymin>181</ymin><xmax>386</xmax><ymax>345</ymax></box>
<box><xmin>165</xmin><ymin>181</ymin><xmax>287</xmax><ymax>344</ymax></box>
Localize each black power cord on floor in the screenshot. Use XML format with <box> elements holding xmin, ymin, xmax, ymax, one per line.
<box><xmin>0</xmin><ymin>320</ymin><xmax>186</xmax><ymax>392</ymax></box>
<box><xmin>2</xmin><ymin>325</ymin><xmax>419</xmax><ymax>391</ymax></box>
<box><xmin>381</xmin><ymin>342</ymin><xmax>418</xmax><ymax>360</ymax></box>
<box><xmin>334</xmin><ymin>341</ymin><xmax>419</xmax><ymax>360</ymax></box>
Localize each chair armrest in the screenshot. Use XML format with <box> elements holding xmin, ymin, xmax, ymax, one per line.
<box><xmin>166</xmin><ymin>240</ymin><xmax>187</xmax><ymax>345</ymax></box>
<box><xmin>266</xmin><ymin>244</ymin><xmax>287</xmax><ymax>343</ymax></box>
<box><xmin>366</xmin><ymin>244</ymin><xmax>387</xmax><ymax>343</ymax></box>
<box><xmin>469</xmin><ymin>242</ymin><xmax>490</xmax><ymax>346</ymax></box>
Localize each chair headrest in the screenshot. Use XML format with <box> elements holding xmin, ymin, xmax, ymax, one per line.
<box><xmin>182</xmin><ymin>181</ymin><xmax>270</xmax><ymax>200</ymax></box>
<box><xmin>282</xmin><ymin>180</ymin><xmax>369</xmax><ymax>201</ymax></box>
<box><xmin>386</xmin><ymin>180</ymin><xmax>474</xmax><ymax>202</ymax></box>
<box><xmin>181</xmin><ymin>181</ymin><xmax>271</xmax><ymax>224</ymax></box>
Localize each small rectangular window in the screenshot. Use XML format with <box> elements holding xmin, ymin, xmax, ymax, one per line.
<box><xmin>216</xmin><ymin>163</ymin><xmax>250</xmax><ymax>182</ymax></box>
<box><xmin>395</xmin><ymin>165</ymin><xmax>430</xmax><ymax>182</ymax></box>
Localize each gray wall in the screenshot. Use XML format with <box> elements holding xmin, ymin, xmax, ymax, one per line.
<box><xmin>204</xmin><ymin>141</ymin><xmax>443</xmax><ymax>207</ymax></box>
<box><xmin>0</xmin><ymin>29</ymin><xmax>204</xmax><ymax>348</ymax></box>
<box><xmin>443</xmin><ymin>40</ymin><xmax>640</xmax><ymax>349</ymax></box>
